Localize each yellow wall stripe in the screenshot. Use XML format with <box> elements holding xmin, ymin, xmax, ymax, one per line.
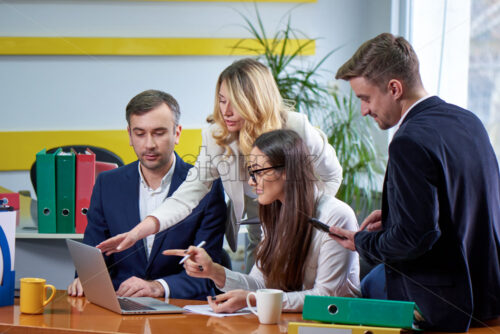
<box><xmin>0</xmin><ymin>129</ymin><xmax>202</xmax><ymax>171</ymax></box>
<box><xmin>0</xmin><ymin>37</ymin><xmax>315</xmax><ymax>56</ymax></box>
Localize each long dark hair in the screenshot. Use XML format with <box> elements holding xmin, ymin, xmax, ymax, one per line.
<box><xmin>253</xmin><ymin>129</ymin><xmax>317</xmax><ymax>291</ymax></box>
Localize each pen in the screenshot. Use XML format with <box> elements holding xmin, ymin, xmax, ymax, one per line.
<box><xmin>179</xmin><ymin>240</ymin><xmax>206</xmax><ymax>264</ymax></box>
<box><xmin>0</xmin><ymin>206</ymin><xmax>14</xmax><ymax>212</ymax></box>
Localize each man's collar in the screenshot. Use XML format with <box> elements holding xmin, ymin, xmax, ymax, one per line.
<box><xmin>138</xmin><ymin>155</ymin><xmax>176</xmax><ymax>190</ymax></box>
<box><xmin>394</xmin><ymin>95</ymin><xmax>434</xmax><ymax>130</ymax></box>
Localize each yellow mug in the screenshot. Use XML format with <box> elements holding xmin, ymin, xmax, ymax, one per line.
<box><xmin>19</xmin><ymin>278</ymin><xmax>56</xmax><ymax>314</ymax></box>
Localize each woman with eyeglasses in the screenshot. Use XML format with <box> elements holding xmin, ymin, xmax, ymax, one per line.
<box><xmin>97</xmin><ymin>58</ymin><xmax>343</xmax><ymax>270</ymax></box>
<box><xmin>164</xmin><ymin>129</ymin><xmax>360</xmax><ymax>312</ymax></box>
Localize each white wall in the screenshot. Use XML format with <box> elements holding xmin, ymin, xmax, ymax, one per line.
<box><xmin>1</xmin><ymin>0</ymin><xmax>393</xmax><ymax>288</ymax></box>
<box><xmin>0</xmin><ymin>0</ymin><xmax>392</xmax><ymax>194</ymax></box>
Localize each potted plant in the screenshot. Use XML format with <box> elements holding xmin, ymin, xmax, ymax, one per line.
<box><xmin>234</xmin><ymin>6</ymin><xmax>386</xmax><ymax>217</ymax></box>
<box><xmin>233</xmin><ymin>7</ymin><xmax>340</xmax><ymax>122</ymax></box>
<box><xmin>323</xmin><ymin>86</ymin><xmax>385</xmax><ymax>218</ymax></box>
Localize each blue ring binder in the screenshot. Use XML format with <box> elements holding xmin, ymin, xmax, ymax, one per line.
<box><xmin>0</xmin><ymin>225</ymin><xmax>15</xmax><ymax>307</ymax></box>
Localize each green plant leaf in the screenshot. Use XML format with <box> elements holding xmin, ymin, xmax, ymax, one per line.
<box><xmin>232</xmin><ymin>5</ymin><xmax>386</xmax><ymax>219</ymax></box>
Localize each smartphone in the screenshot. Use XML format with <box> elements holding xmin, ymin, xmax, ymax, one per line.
<box><xmin>308</xmin><ymin>218</ymin><xmax>347</xmax><ymax>240</ymax></box>
<box><xmin>237</xmin><ymin>217</ymin><xmax>260</xmax><ymax>225</ymax></box>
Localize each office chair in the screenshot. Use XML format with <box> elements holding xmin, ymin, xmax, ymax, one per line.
<box><xmin>30</xmin><ymin>145</ymin><xmax>124</xmax><ymax>196</ymax></box>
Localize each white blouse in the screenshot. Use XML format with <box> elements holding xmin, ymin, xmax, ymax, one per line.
<box><xmin>150</xmin><ymin>112</ymin><xmax>343</xmax><ymax>236</ymax></box>
<box><xmin>220</xmin><ymin>194</ymin><xmax>361</xmax><ymax>312</ymax></box>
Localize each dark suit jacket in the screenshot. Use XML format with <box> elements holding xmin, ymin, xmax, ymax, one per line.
<box><xmin>355</xmin><ymin>96</ymin><xmax>500</xmax><ymax>332</ymax></box>
<box><xmin>83</xmin><ymin>152</ymin><xmax>227</xmax><ymax>300</ymax></box>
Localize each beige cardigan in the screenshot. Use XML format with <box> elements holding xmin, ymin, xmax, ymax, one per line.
<box><xmin>150</xmin><ymin>112</ymin><xmax>343</xmax><ymax>250</ymax></box>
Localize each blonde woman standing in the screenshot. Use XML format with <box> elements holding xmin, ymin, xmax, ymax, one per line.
<box><xmin>98</xmin><ymin>58</ymin><xmax>343</xmax><ymax>266</ymax></box>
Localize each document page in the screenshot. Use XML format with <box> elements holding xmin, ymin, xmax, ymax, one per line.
<box><xmin>183</xmin><ymin>304</ymin><xmax>251</xmax><ymax>318</ymax></box>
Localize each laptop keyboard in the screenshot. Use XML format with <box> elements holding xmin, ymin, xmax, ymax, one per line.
<box><xmin>118</xmin><ymin>298</ymin><xmax>155</xmax><ymax>311</ymax></box>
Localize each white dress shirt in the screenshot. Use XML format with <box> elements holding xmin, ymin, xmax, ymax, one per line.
<box><xmin>138</xmin><ymin>155</ymin><xmax>176</xmax><ymax>298</ymax></box>
<box><xmin>220</xmin><ymin>194</ymin><xmax>361</xmax><ymax>312</ymax></box>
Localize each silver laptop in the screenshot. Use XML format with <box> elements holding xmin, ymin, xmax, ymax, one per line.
<box><xmin>66</xmin><ymin>239</ymin><xmax>184</xmax><ymax>314</ymax></box>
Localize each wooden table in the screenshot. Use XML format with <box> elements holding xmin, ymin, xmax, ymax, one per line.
<box><xmin>0</xmin><ymin>291</ymin><xmax>303</xmax><ymax>334</ymax></box>
<box><xmin>0</xmin><ymin>291</ymin><xmax>499</xmax><ymax>334</ymax></box>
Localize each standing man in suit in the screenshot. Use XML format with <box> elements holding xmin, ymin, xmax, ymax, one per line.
<box><xmin>67</xmin><ymin>89</ymin><xmax>227</xmax><ymax>300</ymax></box>
<box><xmin>331</xmin><ymin>33</ymin><xmax>500</xmax><ymax>332</ymax></box>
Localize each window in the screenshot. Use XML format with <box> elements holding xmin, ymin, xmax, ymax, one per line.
<box><xmin>410</xmin><ymin>0</ymin><xmax>500</xmax><ymax>161</ymax></box>
<box><xmin>468</xmin><ymin>0</ymin><xmax>500</xmax><ymax>161</ymax></box>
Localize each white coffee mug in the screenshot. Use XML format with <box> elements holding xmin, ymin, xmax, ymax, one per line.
<box><xmin>246</xmin><ymin>289</ymin><xmax>283</xmax><ymax>324</ymax></box>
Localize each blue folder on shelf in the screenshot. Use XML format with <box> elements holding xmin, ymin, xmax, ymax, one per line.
<box><xmin>0</xmin><ymin>214</ymin><xmax>15</xmax><ymax>307</ymax></box>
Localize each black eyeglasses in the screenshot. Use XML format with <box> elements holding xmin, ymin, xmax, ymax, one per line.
<box><xmin>248</xmin><ymin>165</ymin><xmax>284</xmax><ymax>183</ymax></box>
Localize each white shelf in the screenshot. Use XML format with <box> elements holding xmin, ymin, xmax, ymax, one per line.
<box><xmin>16</xmin><ymin>232</ymin><xmax>84</xmax><ymax>239</ymax></box>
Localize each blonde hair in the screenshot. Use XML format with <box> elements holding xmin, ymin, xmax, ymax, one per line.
<box><xmin>209</xmin><ymin>58</ymin><xmax>291</xmax><ymax>156</ymax></box>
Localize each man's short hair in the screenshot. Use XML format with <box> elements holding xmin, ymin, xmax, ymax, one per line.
<box><xmin>126</xmin><ymin>90</ymin><xmax>180</xmax><ymax>126</ymax></box>
<box><xmin>336</xmin><ymin>33</ymin><xmax>422</xmax><ymax>91</ymax></box>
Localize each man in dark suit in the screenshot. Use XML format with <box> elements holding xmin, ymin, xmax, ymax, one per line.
<box><xmin>67</xmin><ymin>90</ymin><xmax>226</xmax><ymax>300</ymax></box>
<box><xmin>331</xmin><ymin>33</ymin><xmax>500</xmax><ymax>332</ymax></box>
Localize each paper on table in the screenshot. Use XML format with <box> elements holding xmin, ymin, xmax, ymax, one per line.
<box><xmin>184</xmin><ymin>304</ymin><xmax>251</xmax><ymax>318</ymax></box>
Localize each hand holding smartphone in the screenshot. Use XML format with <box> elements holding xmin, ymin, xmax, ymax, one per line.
<box><xmin>308</xmin><ymin>218</ymin><xmax>348</xmax><ymax>240</ymax></box>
